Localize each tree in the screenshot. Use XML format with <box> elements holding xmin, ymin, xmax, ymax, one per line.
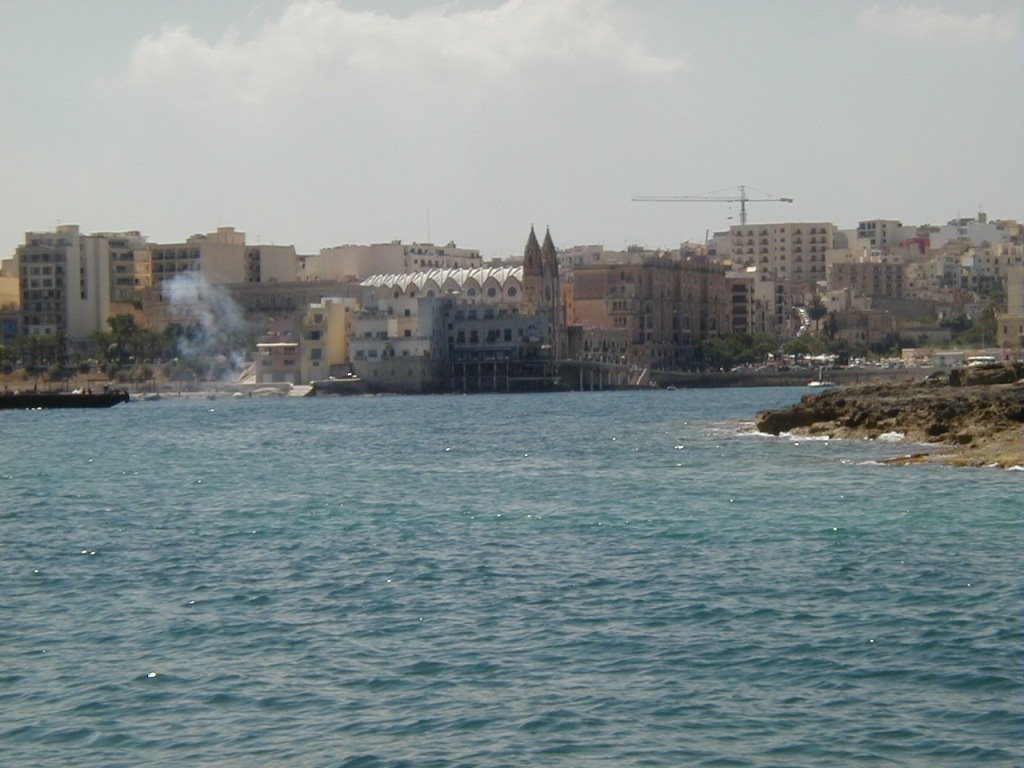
<box><xmin>823</xmin><ymin>311</ymin><xmax>839</xmax><ymax>341</ymax></box>
<box><xmin>695</xmin><ymin>332</ymin><xmax>779</xmax><ymax>370</ymax></box>
<box><xmin>107</xmin><ymin>314</ymin><xmax>138</xmax><ymax>346</ymax></box>
<box><xmin>783</xmin><ymin>335</ymin><xmax>825</xmax><ymax>357</ymax></box>
<box><xmin>808</xmin><ymin>296</ymin><xmax>828</xmax><ymax>334</ymax></box>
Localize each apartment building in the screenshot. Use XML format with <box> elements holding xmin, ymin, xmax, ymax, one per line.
<box><xmin>828</xmin><ymin>261</ymin><xmax>905</xmax><ymax>300</ymax></box>
<box><xmin>146</xmin><ymin>226</ymin><xmax>298</xmax><ymax>289</ymax></box>
<box><xmin>725</xmin><ymin>266</ymin><xmax>783</xmax><ymax>336</ymax></box>
<box><xmin>571</xmin><ymin>256</ymin><xmax>729</xmax><ymax>369</ymax></box>
<box><xmin>254</xmin><ymin>317</ymin><xmax>301</xmax><ymax>384</ymax></box>
<box><xmin>348</xmin><ymin>279</ymin><xmax>451</xmax><ymax>393</ymax></box>
<box><xmin>300</xmin><ymin>297</ymin><xmax>357</xmax><ymax>384</ymax></box>
<box><xmin>856</xmin><ymin>219</ymin><xmax>906</xmax><ymax>250</ymax></box>
<box><xmin>16</xmin><ymin>225</ymin><xmax>147</xmax><ymax>340</ymax></box>
<box><xmin>726</xmin><ymin>222</ymin><xmax>836</xmax><ymax>288</ymax></box>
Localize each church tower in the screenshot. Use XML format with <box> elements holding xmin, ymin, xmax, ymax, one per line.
<box><xmin>522</xmin><ymin>226</ymin><xmax>543</xmax><ymax>313</ymax></box>
<box><xmin>540</xmin><ymin>227</ymin><xmax>562</xmax><ymax>356</ymax></box>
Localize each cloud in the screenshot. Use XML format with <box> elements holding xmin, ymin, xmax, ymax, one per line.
<box><xmin>857</xmin><ymin>4</ymin><xmax>1017</xmax><ymax>43</ymax></box>
<box><xmin>118</xmin><ymin>0</ymin><xmax>685</xmax><ymax>108</ymax></box>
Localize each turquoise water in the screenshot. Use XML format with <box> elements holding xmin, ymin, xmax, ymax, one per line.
<box><xmin>1</xmin><ymin>389</ymin><xmax>1021</xmax><ymax>767</ymax></box>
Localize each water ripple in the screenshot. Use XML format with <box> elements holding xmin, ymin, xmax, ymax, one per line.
<box><xmin>1</xmin><ymin>391</ymin><xmax>1020</xmax><ymax>767</ymax></box>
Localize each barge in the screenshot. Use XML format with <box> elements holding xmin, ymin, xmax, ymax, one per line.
<box><xmin>0</xmin><ymin>389</ymin><xmax>130</xmax><ymax>410</ymax></box>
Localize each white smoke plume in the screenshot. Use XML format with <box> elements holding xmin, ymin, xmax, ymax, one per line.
<box><xmin>161</xmin><ymin>273</ymin><xmax>250</xmax><ymax>380</ymax></box>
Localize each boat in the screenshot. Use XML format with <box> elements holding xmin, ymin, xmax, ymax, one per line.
<box><xmin>807</xmin><ymin>366</ymin><xmax>837</xmax><ymax>388</ymax></box>
<box><xmin>0</xmin><ymin>388</ymin><xmax>130</xmax><ymax>410</ymax></box>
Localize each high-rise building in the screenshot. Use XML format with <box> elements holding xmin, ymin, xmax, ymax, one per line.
<box><xmin>727</xmin><ymin>222</ymin><xmax>836</xmax><ymax>287</ymax></box>
<box><xmin>16</xmin><ymin>225</ymin><xmax>147</xmax><ymax>340</ymax></box>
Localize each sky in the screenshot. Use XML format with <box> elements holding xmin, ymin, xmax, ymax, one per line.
<box><xmin>1</xmin><ymin>0</ymin><xmax>1021</xmax><ymax>260</ymax></box>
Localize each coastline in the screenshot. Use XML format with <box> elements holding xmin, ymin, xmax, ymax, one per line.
<box><xmin>755</xmin><ymin>364</ymin><xmax>1023</xmax><ymax>469</ymax></box>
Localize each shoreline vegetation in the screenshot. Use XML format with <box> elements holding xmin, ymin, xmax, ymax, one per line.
<box><xmin>755</xmin><ymin>363</ymin><xmax>1024</xmax><ymax>469</ymax></box>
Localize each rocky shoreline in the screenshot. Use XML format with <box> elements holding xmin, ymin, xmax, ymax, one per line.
<box><xmin>755</xmin><ymin>363</ymin><xmax>1024</xmax><ymax>468</ymax></box>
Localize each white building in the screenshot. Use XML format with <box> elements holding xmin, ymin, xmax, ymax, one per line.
<box><xmin>927</xmin><ymin>215</ymin><xmax>1013</xmax><ymax>250</ymax></box>
<box><xmin>856</xmin><ymin>219</ymin><xmax>905</xmax><ymax>250</ymax></box>
<box><xmin>350</xmin><ymin>263</ymin><xmax>557</xmax><ymax>392</ymax></box>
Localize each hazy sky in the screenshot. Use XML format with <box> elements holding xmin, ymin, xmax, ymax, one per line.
<box><xmin>1</xmin><ymin>0</ymin><xmax>1021</xmax><ymax>259</ymax></box>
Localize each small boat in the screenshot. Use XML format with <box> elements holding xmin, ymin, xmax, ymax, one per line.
<box><xmin>0</xmin><ymin>389</ymin><xmax>130</xmax><ymax>410</ymax></box>
<box><xmin>807</xmin><ymin>366</ymin><xmax>837</xmax><ymax>388</ymax></box>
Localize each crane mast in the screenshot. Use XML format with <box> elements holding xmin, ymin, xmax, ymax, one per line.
<box><xmin>633</xmin><ymin>185</ymin><xmax>794</xmax><ymax>225</ymax></box>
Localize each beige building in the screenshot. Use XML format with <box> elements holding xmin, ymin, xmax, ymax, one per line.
<box><xmin>146</xmin><ymin>226</ymin><xmax>298</xmax><ymax>290</ymax></box>
<box><xmin>255</xmin><ymin>339</ymin><xmax>300</xmax><ymax>384</ymax></box>
<box><xmin>255</xmin><ymin>318</ymin><xmax>302</xmax><ymax>384</ymax></box>
<box><xmin>725</xmin><ymin>222</ymin><xmax>836</xmax><ymax>288</ymax></box>
<box><xmin>15</xmin><ymin>225</ymin><xmax>148</xmax><ymax>340</ymax></box>
<box><xmin>996</xmin><ymin>263</ymin><xmax>1023</xmax><ymax>354</ymax></box>
<box><xmin>0</xmin><ymin>275</ymin><xmax>19</xmax><ymax>309</ymax></box>
<box><xmin>571</xmin><ymin>256</ymin><xmax>729</xmax><ymax>369</ymax></box>
<box><xmin>303</xmin><ymin>240</ymin><xmax>482</xmax><ymax>282</ymax></box>
<box><xmin>725</xmin><ymin>267</ymin><xmax>783</xmax><ymax>336</ymax></box>
<box><xmin>828</xmin><ymin>260</ymin><xmax>905</xmax><ymax>300</ymax></box>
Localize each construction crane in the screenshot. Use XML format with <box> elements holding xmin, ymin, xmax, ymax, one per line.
<box><xmin>633</xmin><ymin>185</ymin><xmax>793</xmax><ymax>226</ymax></box>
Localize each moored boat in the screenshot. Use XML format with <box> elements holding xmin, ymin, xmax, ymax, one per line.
<box><xmin>0</xmin><ymin>389</ymin><xmax>130</xmax><ymax>410</ymax></box>
<box><xmin>807</xmin><ymin>366</ymin><xmax>837</xmax><ymax>388</ymax></box>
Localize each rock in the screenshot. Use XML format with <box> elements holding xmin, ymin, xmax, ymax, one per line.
<box><xmin>755</xmin><ymin>367</ymin><xmax>1023</xmax><ymax>467</ymax></box>
<box><xmin>951</xmin><ymin>361</ymin><xmax>1023</xmax><ymax>387</ymax></box>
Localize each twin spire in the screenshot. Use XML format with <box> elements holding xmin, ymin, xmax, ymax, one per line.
<box><xmin>524</xmin><ymin>225</ymin><xmax>557</xmax><ymax>277</ymax></box>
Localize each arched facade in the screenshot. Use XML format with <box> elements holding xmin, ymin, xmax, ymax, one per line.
<box><xmin>361</xmin><ymin>267</ymin><xmax>524</xmax><ymax>306</ymax></box>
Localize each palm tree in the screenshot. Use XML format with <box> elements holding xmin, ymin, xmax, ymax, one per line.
<box><xmin>808</xmin><ymin>296</ymin><xmax>828</xmax><ymax>334</ymax></box>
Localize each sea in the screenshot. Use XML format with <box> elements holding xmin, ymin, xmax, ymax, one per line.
<box><xmin>1</xmin><ymin>388</ymin><xmax>1021</xmax><ymax>768</ymax></box>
